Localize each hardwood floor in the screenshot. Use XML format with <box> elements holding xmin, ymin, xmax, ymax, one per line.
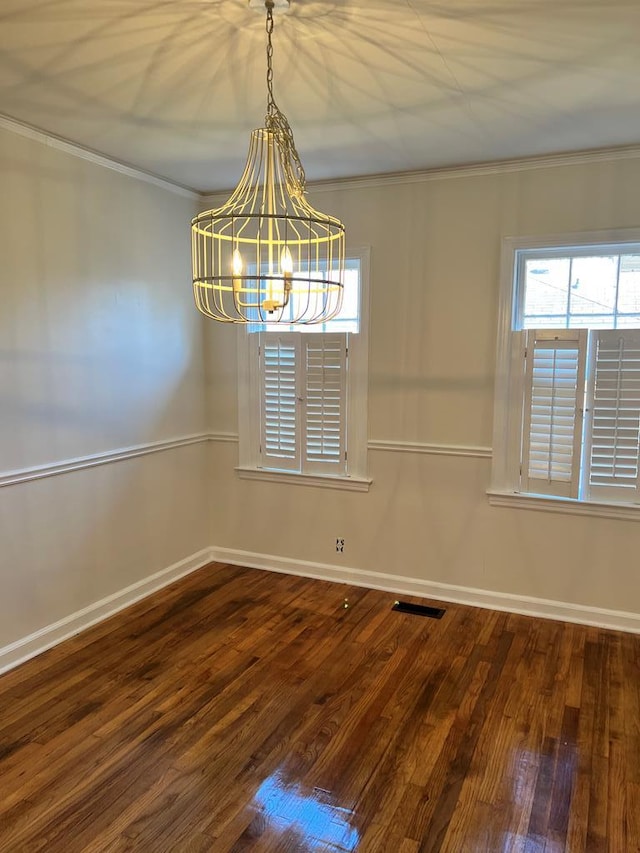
<box><xmin>0</xmin><ymin>563</ymin><xmax>638</xmax><ymax>852</ymax></box>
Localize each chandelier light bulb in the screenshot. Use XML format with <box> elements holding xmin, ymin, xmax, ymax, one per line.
<box><xmin>281</xmin><ymin>246</ymin><xmax>293</xmax><ymax>275</ymax></box>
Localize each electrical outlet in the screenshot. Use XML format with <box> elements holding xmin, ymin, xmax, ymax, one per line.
<box><xmin>336</xmin><ymin>538</ymin><xmax>345</xmax><ymax>553</ymax></box>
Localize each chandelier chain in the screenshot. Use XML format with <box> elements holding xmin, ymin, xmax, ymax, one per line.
<box><xmin>264</xmin><ymin>0</ymin><xmax>306</xmax><ymax>193</ymax></box>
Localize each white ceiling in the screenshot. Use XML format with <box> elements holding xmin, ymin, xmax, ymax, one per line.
<box><xmin>1</xmin><ymin>0</ymin><xmax>639</xmax><ymax>192</ymax></box>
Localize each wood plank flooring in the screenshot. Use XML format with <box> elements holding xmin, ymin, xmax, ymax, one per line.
<box><xmin>0</xmin><ymin>562</ymin><xmax>639</xmax><ymax>852</ymax></box>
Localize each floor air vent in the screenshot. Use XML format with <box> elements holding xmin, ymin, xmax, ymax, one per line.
<box><xmin>392</xmin><ymin>600</ymin><xmax>446</xmax><ymax>619</ymax></box>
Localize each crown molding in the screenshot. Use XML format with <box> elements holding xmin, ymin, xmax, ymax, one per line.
<box><xmin>0</xmin><ymin>113</ymin><xmax>199</xmax><ymax>200</ymax></box>
<box><xmin>3</xmin><ymin>110</ymin><xmax>637</xmax><ymax>204</ymax></box>
<box><xmin>200</xmin><ymin>143</ymin><xmax>640</xmax><ymax>206</ymax></box>
<box><xmin>304</xmin><ymin>144</ymin><xmax>640</xmax><ymax>194</ymax></box>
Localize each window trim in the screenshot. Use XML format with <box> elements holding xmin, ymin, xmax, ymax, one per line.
<box><xmin>235</xmin><ymin>466</ymin><xmax>371</xmax><ymax>491</ymax></box>
<box><xmin>487</xmin><ymin>489</ymin><xmax>640</xmax><ymax>521</ymax></box>
<box><xmin>491</xmin><ymin>228</ymin><xmax>640</xmax><ymax>512</ymax></box>
<box><xmin>237</xmin><ymin>246</ymin><xmax>371</xmax><ymax>490</ymax></box>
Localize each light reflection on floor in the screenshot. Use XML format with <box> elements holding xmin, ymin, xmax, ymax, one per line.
<box><xmin>501</xmin><ymin>832</ymin><xmax>546</xmax><ymax>853</ymax></box>
<box><xmin>252</xmin><ymin>771</ymin><xmax>360</xmax><ymax>851</ymax></box>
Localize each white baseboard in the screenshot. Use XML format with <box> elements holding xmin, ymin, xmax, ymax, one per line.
<box><xmin>4</xmin><ymin>544</ymin><xmax>639</xmax><ymax>677</ymax></box>
<box><xmin>209</xmin><ymin>546</ymin><xmax>640</xmax><ymax>635</ymax></box>
<box><xmin>0</xmin><ymin>548</ymin><xmax>213</xmax><ymax>675</ymax></box>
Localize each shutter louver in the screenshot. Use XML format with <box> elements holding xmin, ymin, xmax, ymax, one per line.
<box><xmin>303</xmin><ymin>334</ymin><xmax>347</xmax><ymax>475</ymax></box>
<box><xmin>260</xmin><ymin>336</ymin><xmax>300</xmax><ymax>471</ymax></box>
<box><xmin>586</xmin><ymin>330</ymin><xmax>640</xmax><ymax>501</ymax></box>
<box><xmin>521</xmin><ymin>330</ymin><xmax>587</xmax><ymax>498</ymax></box>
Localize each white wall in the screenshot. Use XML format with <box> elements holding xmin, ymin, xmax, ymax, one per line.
<box><xmin>0</xmin><ymin>126</ymin><xmax>209</xmax><ymax>658</ymax></box>
<box><xmin>205</xmin><ymin>153</ymin><xmax>640</xmax><ymax>621</ymax></box>
<box><xmin>3</xmin><ymin>129</ymin><xmax>639</xmax><ymax>665</ymax></box>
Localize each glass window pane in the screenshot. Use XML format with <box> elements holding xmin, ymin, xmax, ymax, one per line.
<box><xmin>522</xmin><ymin>315</ymin><xmax>568</xmax><ymax>330</ymax></box>
<box><xmin>338</xmin><ymin>268</ymin><xmax>360</xmax><ymax>323</ymax></box>
<box><xmin>257</xmin><ymin>260</ymin><xmax>360</xmax><ymax>334</ymax></box>
<box><xmin>523</xmin><ymin>259</ymin><xmax>570</xmax><ymax>324</ymax></box>
<box><xmin>568</xmin><ymin>314</ymin><xmax>612</xmax><ymax>328</ymax></box>
<box><xmin>617</xmin><ymin>254</ymin><xmax>640</xmax><ymax>314</ymax></box>
<box><xmin>568</xmin><ymin>256</ymin><xmax>617</xmax><ymax>317</ymax></box>
<box><xmin>615</xmin><ymin>315</ymin><xmax>640</xmax><ymax>329</ymax></box>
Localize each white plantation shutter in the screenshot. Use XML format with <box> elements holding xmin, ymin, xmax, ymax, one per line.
<box><xmin>258</xmin><ymin>333</ymin><xmax>348</xmax><ymax>475</ymax></box>
<box><xmin>303</xmin><ymin>334</ymin><xmax>347</xmax><ymax>475</ymax></box>
<box><xmin>260</xmin><ymin>335</ymin><xmax>300</xmax><ymax>471</ymax></box>
<box><xmin>585</xmin><ymin>330</ymin><xmax>640</xmax><ymax>502</ymax></box>
<box><xmin>521</xmin><ymin>329</ymin><xmax>588</xmax><ymax>498</ymax></box>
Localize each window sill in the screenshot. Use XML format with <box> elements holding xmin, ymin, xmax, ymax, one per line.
<box><xmin>236</xmin><ymin>466</ymin><xmax>372</xmax><ymax>492</ymax></box>
<box><xmin>487</xmin><ymin>490</ymin><xmax>640</xmax><ymax>521</ymax></box>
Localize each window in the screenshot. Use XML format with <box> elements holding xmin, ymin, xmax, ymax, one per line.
<box><xmin>237</xmin><ymin>250</ymin><xmax>370</xmax><ymax>491</ymax></box>
<box><xmin>491</xmin><ymin>232</ymin><xmax>640</xmax><ymax>512</ymax></box>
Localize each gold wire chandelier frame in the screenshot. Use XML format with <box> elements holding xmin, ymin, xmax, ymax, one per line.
<box><xmin>192</xmin><ymin>0</ymin><xmax>346</xmax><ymax>324</ymax></box>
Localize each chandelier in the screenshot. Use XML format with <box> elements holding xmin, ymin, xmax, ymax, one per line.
<box><xmin>191</xmin><ymin>0</ymin><xmax>346</xmax><ymax>324</ymax></box>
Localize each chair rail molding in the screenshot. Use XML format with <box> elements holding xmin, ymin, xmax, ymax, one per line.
<box><xmin>0</xmin><ymin>433</ymin><xmax>210</xmax><ymax>489</ymax></box>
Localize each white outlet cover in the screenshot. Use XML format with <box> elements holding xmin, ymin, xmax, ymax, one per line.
<box><xmin>248</xmin><ymin>0</ymin><xmax>290</xmax><ymax>9</ymax></box>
